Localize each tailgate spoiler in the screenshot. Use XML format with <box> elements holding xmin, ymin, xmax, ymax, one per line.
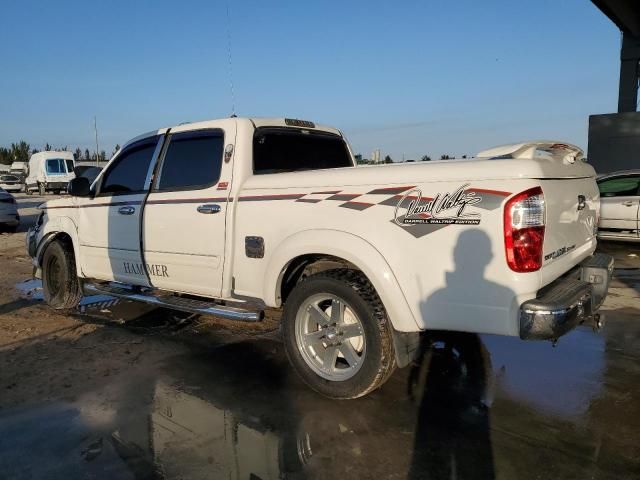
<box><xmin>477</xmin><ymin>141</ymin><xmax>585</xmax><ymax>163</ymax></box>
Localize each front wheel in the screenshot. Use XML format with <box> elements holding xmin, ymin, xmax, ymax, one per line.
<box><xmin>42</xmin><ymin>239</ymin><xmax>82</xmax><ymax>310</ymax></box>
<box><xmin>282</xmin><ymin>269</ymin><xmax>396</xmax><ymax>399</ymax></box>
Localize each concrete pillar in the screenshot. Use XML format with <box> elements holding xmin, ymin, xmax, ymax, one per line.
<box><xmin>618</xmin><ymin>33</ymin><xmax>640</xmax><ymax>112</ymax></box>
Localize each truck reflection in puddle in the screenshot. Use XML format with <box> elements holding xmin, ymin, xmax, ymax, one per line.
<box><xmin>103</xmin><ymin>333</ymin><xmax>498</xmax><ymax>480</ymax></box>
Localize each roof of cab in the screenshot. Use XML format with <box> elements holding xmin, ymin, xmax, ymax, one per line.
<box><xmin>167</xmin><ymin>117</ymin><xmax>341</xmax><ymax>136</ymax></box>
<box><xmin>120</xmin><ymin>117</ymin><xmax>343</xmax><ymax>151</ymax></box>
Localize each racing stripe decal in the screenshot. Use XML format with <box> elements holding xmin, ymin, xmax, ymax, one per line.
<box><xmin>238</xmin><ymin>194</ymin><xmax>305</xmax><ymax>202</ymax></box>
<box><xmin>339</xmin><ymin>201</ymin><xmax>375</xmax><ymax>211</ymax></box>
<box><xmin>326</xmin><ymin>193</ymin><xmax>361</xmax><ymax>201</ymax></box>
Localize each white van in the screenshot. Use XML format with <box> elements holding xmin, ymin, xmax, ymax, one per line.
<box><xmin>25</xmin><ymin>151</ymin><xmax>76</xmax><ymax>195</ymax></box>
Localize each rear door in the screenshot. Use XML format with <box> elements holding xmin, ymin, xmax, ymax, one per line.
<box><xmin>142</xmin><ymin>121</ymin><xmax>234</xmax><ymax>297</ymax></box>
<box><xmin>78</xmin><ymin>135</ymin><xmax>163</xmax><ymax>284</ymax></box>
<box><xmin>597</xmin><ymin>174</ymin><xmax>640</xmax><ymax>239</ymax></box>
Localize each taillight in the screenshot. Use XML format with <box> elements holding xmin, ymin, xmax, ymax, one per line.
<box><xmin>504</xmin><ymin>186</ymin><xmax>545</xmax><ymax>272</ymax></box>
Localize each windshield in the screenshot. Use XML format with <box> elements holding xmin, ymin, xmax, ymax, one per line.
<box><xmin>0</xmin><ymin>175</ymin><xmax>19</xmax><ymax>182</ymax></box>
<box><xmin>46</xmin><ymin>158</ymin><xmax>68</xmax><ymax>175</ymax></box>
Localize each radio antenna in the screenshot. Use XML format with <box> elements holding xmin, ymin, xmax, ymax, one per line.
<box><xmin>225</xmin><ymin>2</ymin><xmax>236</xmax><ymax>117</ymax></box>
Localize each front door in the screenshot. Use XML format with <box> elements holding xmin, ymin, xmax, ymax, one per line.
<box><xmin>78</xmin><ymin>135</ymin><xmax>164</xmax><ymax>284</ymax></box>
<box><xmin>598</xmin><ymin>174</ymin><xmax>640</xmax><ymax>239</ymax></box>
<box><xmin>142</xmin><ymin>121</ymin><xmax>234</xmax><ymax>297</ymax></box>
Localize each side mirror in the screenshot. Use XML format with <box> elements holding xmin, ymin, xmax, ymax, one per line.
<box><xmin>68</xmin><ymin>177</ymin><xmax>91</xmax><ymax>197</ymax></box>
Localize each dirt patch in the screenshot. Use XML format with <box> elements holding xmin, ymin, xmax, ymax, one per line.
<box><xmin>0</xmin><ymin>230</ymin><xmax>281</xmax><ymax>411</ymax></box>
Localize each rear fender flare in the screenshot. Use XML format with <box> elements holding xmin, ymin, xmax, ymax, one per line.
<box><xmin>263</xmin><ymin>229</ymin><xmax>420</xmax><ymax>332</ymax></box>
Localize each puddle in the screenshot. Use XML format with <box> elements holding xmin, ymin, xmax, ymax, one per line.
<box><xmin>481</xmin><ymin>326</ymin><xmax>606</xmax><ymax>419</ymax></box>
<box><xmin>15</xmin><ymin>279</ymin><xmax>122</xmax><ymax>313</ymax></box>
<box><xmin>15</xmin><ymin>279</ymin><xmax>44</xmax><ymax>301</ymax></box>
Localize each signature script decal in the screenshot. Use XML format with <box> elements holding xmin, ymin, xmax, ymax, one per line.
<box><xmin>394</xmin><ymin>184</ymin><xmax>482</xmax><ymax>225</ymax></box>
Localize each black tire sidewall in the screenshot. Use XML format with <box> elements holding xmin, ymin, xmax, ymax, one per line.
<box><xmin>282</xmin><ymin>274</ymin><xmax>389</xmax><ymax>399</ymax></box>
<box><xmin>42</xmin><ymin>241</ymin><xmax>76</xmax><ymax>309</ymax></box>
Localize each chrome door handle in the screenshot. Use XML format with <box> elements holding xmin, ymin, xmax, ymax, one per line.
<box><xmin>118</xmin><ymin>206</ymin><xmax>135</xmax><ymax>215</ymax></box>
<box><xmin>197</xmin><ymin>204</ymin><xmax>221</xmax><ymax>214</ymax></box>
<box><xmin>622</xmin><ymin>200</ymin><xmax>635</xmax><ymax>207</ymax></box>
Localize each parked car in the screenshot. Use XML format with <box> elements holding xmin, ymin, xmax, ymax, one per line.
<box><xmin>596</xmin><ymin>170</ymin><xmax>639</xmax><ymax>242</ymax></box>
<box><xmin>24</xmin><ymin>151</ymin><xmax>75</xmax><ymax>195</ymax></box>
<box><xmin>0</xmin><ymin>188</ymin><xmax>19</xmax><ymax>232</ymax></box>
<box><xmin>10</xmin><ymin>161</ymin><xmax>28</xmax><ymax>179</ymax></box>
<box><xmin>0</xmin><ymin>174</ymin><xmax>22</xmax><ymax>193</ymax></box>
<box><xmin>27</xmin><ymin>118</ymin><xmax>612</xmax><ymax>399</ymax></box>
<box><xmin>73</xmin><ymin>165</ymin><xmax>103</xmax><ymax>185</ymax></box>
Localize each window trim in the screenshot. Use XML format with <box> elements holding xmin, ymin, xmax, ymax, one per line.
<box><xmin>95</xmin><ymin>136</ymin><xmax>162</xmax><ymax>197</ymax></box>
<box><xmin>597</xmin><ymin>174</ymin><xmax>640</xmax><ymax>198</ymax></box>
<box><xmin>251</xmin><ymin>126</ymin><xmax>351</xmax><ymax>175</ymax></box>
<box><xmin>152</xmin><ymin>128</ymin><xmax>225</xmax><ymax>193</ymax></box>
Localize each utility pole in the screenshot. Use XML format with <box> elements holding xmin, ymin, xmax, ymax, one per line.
<box><xmin>93</xmin><ymin>116</ymin><xmax>99</xmax><ymax>166</ymax></box>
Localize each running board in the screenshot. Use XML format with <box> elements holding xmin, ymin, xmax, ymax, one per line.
<box><xmin>83</xmin><ymin>283</ymin><xmax>264</xmax><ymax>322</ymax></box>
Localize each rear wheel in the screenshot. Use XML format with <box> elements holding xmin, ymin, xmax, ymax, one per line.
<box><xmin>42</xmin><ymin>239</ymin><xmax>82</xmax><ymax>310</ymax></box>
<box><xmin>282</xmin><ymin>269</ymin><xmax>396</xmax><ymax>399</ymax></box>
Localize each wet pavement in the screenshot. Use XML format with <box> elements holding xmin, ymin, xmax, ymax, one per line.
<box><xmin>2</xmin><ymin>278</ymin><xmax>640</xmax><ymax>479</ymax></box>
<box><xmin>0</xmin><ymin>195</ymin><xmax>639</xmax><ymax>479</ymax></box>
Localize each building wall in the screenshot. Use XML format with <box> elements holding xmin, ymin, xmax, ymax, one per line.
<box><xmin>588</xmin><ymin>112</ymin><xmax>640</xmax><ymax>173</ymax></box>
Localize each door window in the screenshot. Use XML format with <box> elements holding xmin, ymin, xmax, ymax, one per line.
<box><xmin>597</xmin><ymin>176</ymin><xmax>640</xmax><ymax>197</ymax></box>
<box><xmin>65</xmin><ymin>159</ymin><xmax>74</xmax><ymax>174</ymax></box>
<box><xmin>156</xmin><ymin>130</ymin><xmax>224</xmax><ymax>191</ymax></box>
<box><xmin>100</xmin><ymin>138</ymin><xmax>159</xmax><ymax>195</ymax></box>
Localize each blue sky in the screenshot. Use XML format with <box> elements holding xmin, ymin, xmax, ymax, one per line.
<box><xmin>0</xmin><ymin>0</ymin><xmax>621</xmax><ymax>160</ymax></box>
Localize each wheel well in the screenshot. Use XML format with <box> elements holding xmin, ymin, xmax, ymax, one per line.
<box><xmin>279</xmin><ymin>254</ymin><xmax>360</xmax><ymax>304</ymax></box>
<box><xmin>38</xmin><ymin>232</ymin><xmax>74</xmax><ymax>264</ymax></box>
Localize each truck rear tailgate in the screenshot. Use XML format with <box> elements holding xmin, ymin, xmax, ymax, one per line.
<box><xmin>539</xmin><ymin>177</ymin><xmax>599</xmax><ymax>287</ymax></box>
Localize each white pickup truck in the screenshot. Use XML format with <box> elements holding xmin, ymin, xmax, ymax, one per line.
<box><xmin>27</xmin><ymin>117</ymin><xmax>613</xmax><ymax>399</ymax></box>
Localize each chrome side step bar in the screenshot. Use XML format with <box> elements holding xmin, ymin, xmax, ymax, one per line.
<box><xmin>83</xmin><ymin>283</ymin><xmax>264</xmax><ymax>322</ymax></box>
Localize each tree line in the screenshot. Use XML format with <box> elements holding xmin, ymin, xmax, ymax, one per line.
<box><xmin>0</xmin><ymin>140</ymin><xmax>120</xmax><ymax>166</ymax></box>
<box><xmin>354</xmin><ymin>153</ymin><xmax>468</xmax><ymax>164</ymax></box>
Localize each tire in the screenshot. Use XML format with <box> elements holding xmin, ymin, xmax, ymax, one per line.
<box><xmin>38</xmin><ymin>183</ymin><xmax>45</xmax><ymax>196</ymax></box>
<box><xmin>42</xmin><ymin>239</ymin><xmax>82</xmax><ymax>310</ymax></box>
<box><xmin>282</xmin><ymin>268</ymin><xmax>396</xmax><ymax>399</ymax></box>
<box><xmin>24</xmin><ymin>184</ymin><xmax>31</xmax><ymax>195</ymax></box>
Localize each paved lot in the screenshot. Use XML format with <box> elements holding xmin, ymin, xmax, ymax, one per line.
<box><xmin>0</xmin><ymin>193</ymin><xmax>639</xmax><ymax>479</ymax></box>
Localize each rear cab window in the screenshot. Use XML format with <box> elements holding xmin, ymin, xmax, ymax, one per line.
<box><xmin>253</xmin><ymin>127</ymin><xmax>353</xmax><ymax>174</ymax></box>
<box><xmin>46</xmin><ymin>159</ymin><xmax>67</xmax><ymax>175</ymax></box>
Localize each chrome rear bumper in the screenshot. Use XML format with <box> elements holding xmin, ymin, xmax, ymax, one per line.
<box><xmin>519</xmin><ymin>253</ymin><xmax>614</xmax><ymax>340</ymax></box>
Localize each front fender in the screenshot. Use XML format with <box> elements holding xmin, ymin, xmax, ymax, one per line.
<box><xmin>35</xmin><ymin>216</ymin><xmax>83</xmax><ymax>277</ymax></box>
<box><xmin>263</xmin><ymin>229</ymin><xmax>420</xmax><ymax>332</ymax></box>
